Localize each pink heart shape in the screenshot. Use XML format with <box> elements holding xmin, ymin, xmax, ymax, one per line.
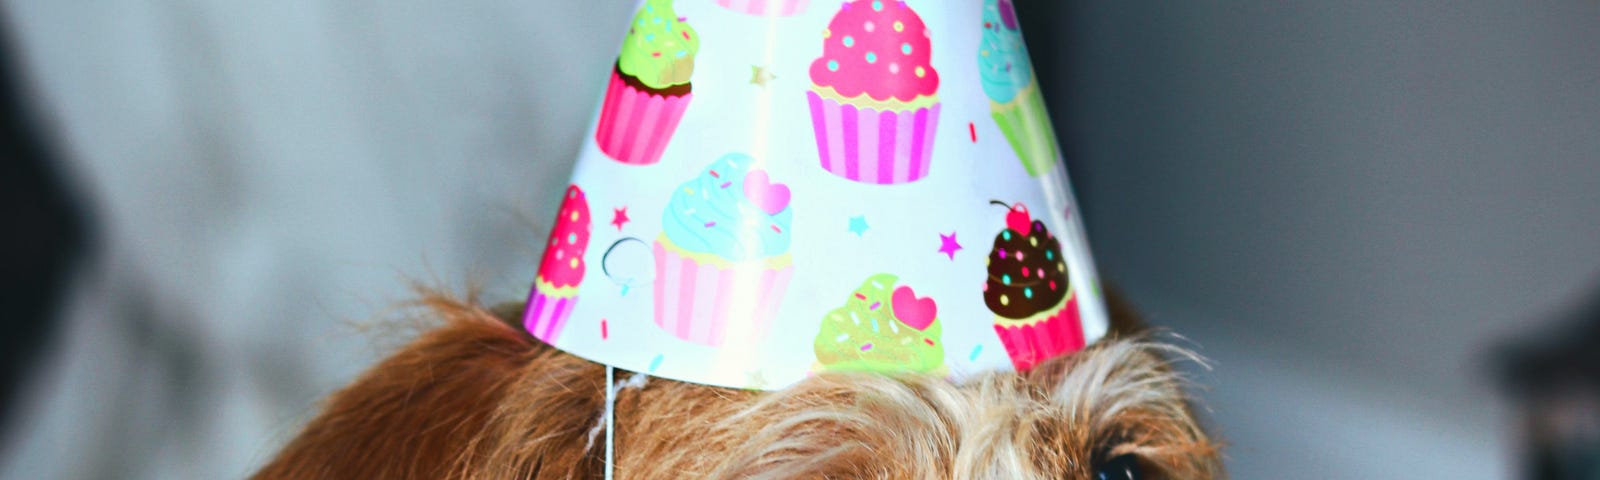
<box><xmin>891</xmin><ymin>285</ymin><xmax>937</xmax><ymax>331</ymax></box>
<box><xmin>743</xmin><ymin>170</ymin><xmax>791</xmax><ymax>215</ymax></box>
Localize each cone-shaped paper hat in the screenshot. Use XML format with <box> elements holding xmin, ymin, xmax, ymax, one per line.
<box><xmin>524</xmin><ymin>0</ymin><xmax>1107</xmax><ymax>390</ymax></box>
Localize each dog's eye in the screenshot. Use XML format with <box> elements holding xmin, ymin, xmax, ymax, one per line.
<box><xmin>1093</xmin><ymin>453</ymin><xmax>1141</xmax><ymax>480</ymax></box>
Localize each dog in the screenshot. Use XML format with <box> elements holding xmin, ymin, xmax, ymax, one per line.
<box><xmin>251</xmin><ymin>289</ymin><xmax>1222</xmax><ymax>479</ymax></box>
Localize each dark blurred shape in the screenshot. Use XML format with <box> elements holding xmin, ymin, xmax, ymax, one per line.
<box><xmin>1499</xmin><ymin>285</ymin><xmax>1600</xmax><ymax>480</ymax></box>
<box><xmin>0</xmin><ymin>17</ymin><xmax>89</xmax><ymax>433</ymax></box>
<box><xmin>1011</xmin><ymin>0</ymin><xmax>1088</xmax><ymax>207</ymax></box>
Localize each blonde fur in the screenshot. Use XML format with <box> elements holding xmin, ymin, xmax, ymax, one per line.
<box><xmin>254</xmin><ymin>293</ymin><xmax>1223</xmax><ymax>479</ymax></box>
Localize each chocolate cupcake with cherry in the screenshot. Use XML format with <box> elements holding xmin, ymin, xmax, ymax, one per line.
<box><xmin>984</xmin><ymin>201</ymin><xmax>1084</xmax><ymax>370</ymax></box>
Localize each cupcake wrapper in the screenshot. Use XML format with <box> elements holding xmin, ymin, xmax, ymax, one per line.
<box><xmin>594</xmin><ymin>70</ymin><xmax>692</xmax><ymax>166</ymax></box>
<box><xmin>653</xmin><ymin>240</ymin><xmax>793</xmax><ymax>347</ymax></box>
<box><xmin>993</xmin><ymin>295</ymin><xmax>1084</xmax><ymax>371</ymax></box>
<box><xmin>524</xmin><ymin>287</ymin><xmax>578</xmax><ymax>344</ymax></box>
<box><xmin>806</xmin><ymin>90</ymin><xmax>939</xmax><ymax>185</ymax></box>
<box><xmin>714</xmin><ymin>0</ymin><xmax>809</xmax><ymax>16</ymax></box>
<box><xmin>991</xmin><ymin>86</ymin><xmax>1058</xmax><ymax>177</ymax></box>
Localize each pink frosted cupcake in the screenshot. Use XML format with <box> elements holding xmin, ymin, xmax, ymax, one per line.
<box><xmin>653</xmin><ymin>153</ymin><xmax>794</xmax><ymax>346</ymax></box>
<box><xmin>985</xmin><ymin>202</ymin><xmax>1084</xmax><ymax>371</ymax></box>
<box><xmin>714</xmin><ymin>0</ymin><xmax>809</xmax><ymax>17</ymax></box>
<box><xmin>524</xmin><ymin>185</ymin><xmax>592</xmax><ymax>343</ymax></box>
<box><xmin>806</xmin><ymin>0</ymin><xmax>941</xmax><ymax>185</ymax></box>
<box><xmin>594</xmin><ymin>0</ymin><xmax>698</xmax><ymax>166</ymax></box>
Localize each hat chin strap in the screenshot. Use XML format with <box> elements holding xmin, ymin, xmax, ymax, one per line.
<box><xmin>593</xmin><ymin>367</ymin><xmax>649</xmax><ymax>479</ymax></box>
<box><xmin>606</xmin><ymin>366</ymin><xmax>616</xmax><ymax>480</ymax></box>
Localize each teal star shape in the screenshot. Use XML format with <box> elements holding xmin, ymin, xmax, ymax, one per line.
<box><xmin>848</xmin><ymin>215</ymin><xmax>869</xmax><ymax>237</ymax></box>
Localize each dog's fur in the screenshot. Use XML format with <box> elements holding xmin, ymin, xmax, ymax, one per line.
<box><xmin>253</xmin><ymin>291</ymin><xmax>1222</xmax><ymax>479</ymax></box>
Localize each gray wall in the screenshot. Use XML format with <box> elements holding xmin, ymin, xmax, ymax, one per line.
<box><xmin>1030</xmin><ymin>1</ymin><xmax>1600</xmax><ymax>477</ymax></box>
<box><xmin>0</xmin><ymin>1</ymin><xmax>634</xmax><ymax>477</ymax></box>
<box><xmin>1</xmin><ymin>1</ymin><xmax>1596</xmax><ymax>478</ymax></box>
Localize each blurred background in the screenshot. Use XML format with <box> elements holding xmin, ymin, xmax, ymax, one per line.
<box><xmin>0</xmin><ymin>1</ymin><xmax>1596</xmax><ymax>478</ymax></box>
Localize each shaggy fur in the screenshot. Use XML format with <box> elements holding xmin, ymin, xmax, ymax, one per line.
<box><xmin>254</xmin><ymin>292</ymin><xmax>1222</xmax><ymax>479</ymax></box>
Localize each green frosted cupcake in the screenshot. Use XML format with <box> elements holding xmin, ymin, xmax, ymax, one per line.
<box><xmin>595</xmin><ymin>0</ymin><xmax>701</xmax><ymax>165</ymax></box>
<box><xmin>813</xmin><ymin>274</ymin><xmax>945</xmax><ymax>374</ymax></box>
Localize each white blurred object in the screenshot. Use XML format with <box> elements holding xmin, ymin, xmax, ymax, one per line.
<box><xmin>0</xmin><ymin>1</ymin><xmax>630</xmax><ymax>478</ymax></box>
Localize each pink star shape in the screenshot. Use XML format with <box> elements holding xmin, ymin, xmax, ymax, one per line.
<box><xmin>611</xmin><ymin>207</ymin><xmax>630</xmax><ymax>231</ymax></box>
<box><xmin>938</xmin><ymin>232</ymin><xmax>962</xmax><ymax>260</ymax></box>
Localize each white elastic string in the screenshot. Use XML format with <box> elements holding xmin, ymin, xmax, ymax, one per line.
<box><xmin>605</xmin><ymin>365</ymin><xmax>616</xmax><ymax>480</ymax></box>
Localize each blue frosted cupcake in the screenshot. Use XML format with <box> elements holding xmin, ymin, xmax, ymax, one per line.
<box><xmin>979</xmin><ymin>0</ymin><xmax>1058</xmax><ymax>176</ymax></box>
<box><xmin>652</xmin><ymin>153</ymin><xmax>795</xmax><ymax>346</ymax></box>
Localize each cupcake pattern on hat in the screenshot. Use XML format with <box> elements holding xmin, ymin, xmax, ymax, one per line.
<box><xmin>809</xmin><ymin>0</ymin><xmax>939</xmax><ymax>102</ymax></box>
<box><xmin>985</xmin><ymin>202</ymin><xmax>1067</xmax><ymax>318</ymax></box>
<box><xmin>659</xmin><ymin>154</ymin><xmax>793</xmax><ymax>262</ymax></box>
<box><xmin>714</xmin><ymin>0</ymin><xmax>809</xmax><ymax>17</ymax></box>
<box><xmin>523</xmin><ymin>2</ymin><xmax>1111</xmax><ymax>390</ymax></box>
<box><xmin>979</xmin><ymin>0</ymin><xmax>1058</xmax><ymax>176</ymax></box>
<box><xmin>524</xmin><ymin>185</ymin><xmax>592</xmax><ymax>344</ymax></box>
<box><xmin>977</xmin><ymin>0</ymin><xmax>1029</xmax><ymax>104</ymax></box>
<box><xmin>618</xmin><ymin>0</ymin><xmax>699</xmax><ymax>91</ymax></box>
<box><xmin>986</xmin><ymin>202</ymin><xmax>1084</xmax><ymax>370</ymax></box>
<box><xmin>595</xmin><ymin>0</ymin><xmax>700</xmax><ymax>166</ymax></box>
<box><xmin>653</xmin><ymin>153</ymin><xmax>795</xmax><ymax>346</ymax></box>
<box><xmin>806</xmin><ymin>0</ymin><xmax>942</xmax><ymax>185</ymax></box>
<box><xmin>814</xmin><ymin>273</ymin><xmax>944</xmax><ymax>374</ymax></box>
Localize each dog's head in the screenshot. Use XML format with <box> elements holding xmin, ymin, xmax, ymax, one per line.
<box><xmin>255</xmin><ymin>295</ymin><xmax>1222</xmax><ymax>479</ymax></box>
<box><xmin>603</xmin><ymin>337</ymin><xmax>1221</xmax><ymax>479</ymax></box>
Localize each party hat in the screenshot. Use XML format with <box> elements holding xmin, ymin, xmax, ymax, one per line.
<box><xmin>524</xmin><ymin>0</ymin><xmax>1108</xmax><ymax>391</ymax></box>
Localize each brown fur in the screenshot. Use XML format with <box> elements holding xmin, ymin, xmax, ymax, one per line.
<box><xmin>254</xmin><ymin>293</ymin><xmax>1222</xmax><ymax>479</ymax></box>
